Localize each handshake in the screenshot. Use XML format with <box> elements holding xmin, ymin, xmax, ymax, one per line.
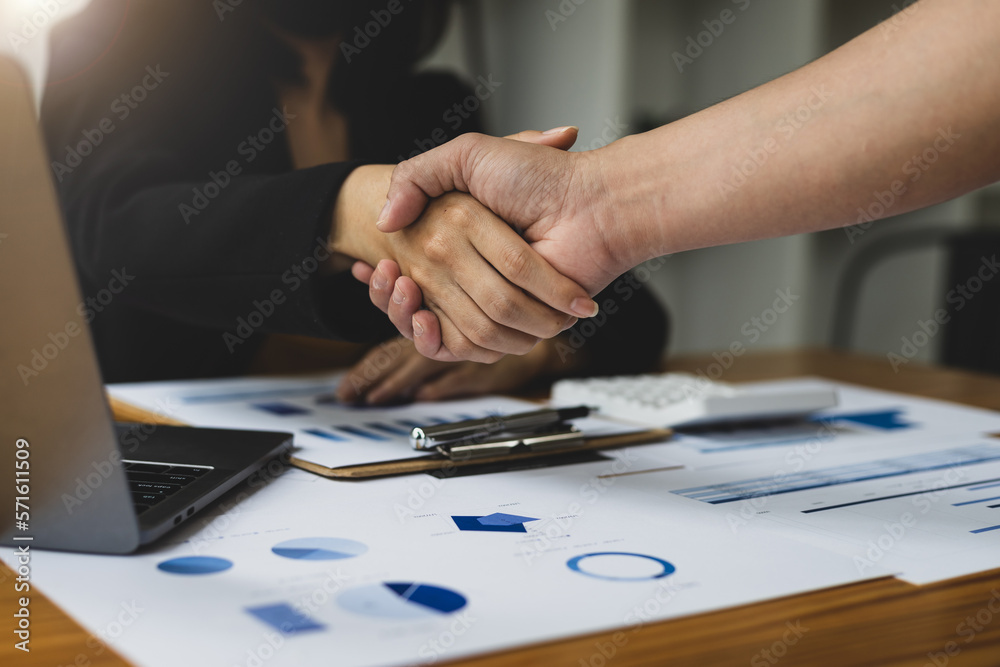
<box><xmin>337</xmin><ymin>126</ymin><xmax>656</xmax><ymax>365</ymax></box>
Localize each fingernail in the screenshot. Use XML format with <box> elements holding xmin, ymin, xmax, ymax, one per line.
<box><xmin>375</xmin><ymin>199</ymin><xmax>391</xmax><ymax>230</ymax></box>
<box><xmin>571</xmin><ymin>298</ymin><xmax>599</xmax><ymax>318</ymax></box>
<box><xmin>561</xmin><ymin>317</ymin><xmax>579</xmax><ymax>332</ymax></box>
<box><xmin>373</xmin><ymin>269</ymin><xmax>388</xmax><ymax>291</ymax></box>
<box><xmin>413</xmin><ymin>319</ymin><xmax>424</xmax><ymax>337</ymax></box>
<box><xmin>543</xmin><ymin>125</ymin><xmax>578</xmax><ymax>135</ymax></box>
<box><xmin>392</xmin><ymin>285</ymin><xmax>405</xmax><ymax>305</ymax></box>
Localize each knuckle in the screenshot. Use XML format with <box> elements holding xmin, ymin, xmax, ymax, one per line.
<box><xmin>422</xmin><ymin>233</ymin><xmax>452</xmax><ymax>263</ymax></box>
<box><xmin>499</xmin><ymin>244</ymin><xmax>531</xmax><ymax>281</ymax></box>
<box><xmin>466</xmin><ymin>320</ymin><xmax>501</xmax><ymax>349</ymax></box>
<box><xmin>486</xmin><ymin>292</ymin><xmax>518</xmax><ymax>324</ymax></box>
<box><xmin>448</xmin><ymin>336</ymin><xmax>476</xmax><ymax>360</ymax></box>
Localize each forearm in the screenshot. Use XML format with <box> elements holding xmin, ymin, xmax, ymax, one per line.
<box><xmin>598</xmin><ymin>0</ymin><xmax>1000</xmax><ymax>263</ymax></box>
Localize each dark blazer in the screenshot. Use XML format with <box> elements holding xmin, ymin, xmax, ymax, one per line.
<box><xmin>41</xmin><ymin>0</ymin><xmax>667</xmax><ymax>383</ymax></box>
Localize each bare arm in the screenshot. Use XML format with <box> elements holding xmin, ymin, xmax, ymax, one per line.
<box><xmin>373</xmin><ymin>0</ymin><xmax>1000</xmax><ymax>358</ymax></box>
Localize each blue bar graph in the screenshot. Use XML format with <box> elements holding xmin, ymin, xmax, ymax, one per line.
<box><xmin>252</xmin><ymin>402</ymin><xmax>312</xmax><ymax>416</ymax></box>
<box><xmin>246</xmin><ymin>603</ymin><xmax>326</xmax><ymax>635</ymax></box>
<box><xmin>674</xmin><ymin>444</ymin><xmax>1000</xmax><ymax>504</ymax></box>
<box><xmin>968</xmin><ymin>481</ymin><xmax>1000</xmax><ymax>492</ymax></box>
<box><xmin>303</xmin><ymin>428</ymin><xmax>347</xmax><ymax>441</ymax></box>
<box><xmin>365</xmin><ymin>422</ymin><xmax>411</xmax><ymax>437</ymax></box>
<box><xmin>952</xmin><ymin>495</ymin><xmax>1000</xmax><ymax>507</ymax></box>
<box><xmin>333</xmin><ymin>425</ymin><xmax>390</xmax><ymax>441</ymax></box>
<box><xmin>181</xmin><ymin>385</ymin><xmax>335</xmax><ymax>404</ymax></box>
<box><xmin>970</xmin><ymin>524</ymin><xmax>1000</xmax><ymax>534</ymax></box>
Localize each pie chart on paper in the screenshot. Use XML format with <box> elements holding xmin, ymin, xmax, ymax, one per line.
<box><xmin>337</xmin><ymin>582</ymin><xmax>468</xmax><ymax>620</ymax></box>
<box><xmin>271</xmin><ymin>537</ymin><xmax>368</xmax><ymax>561</ymax></box>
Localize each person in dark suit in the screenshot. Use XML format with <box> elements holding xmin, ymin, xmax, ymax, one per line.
<box><xmin>41</xmin><ymin>0</ymin><xmax>667</xmax><ymax>403</ymax></box>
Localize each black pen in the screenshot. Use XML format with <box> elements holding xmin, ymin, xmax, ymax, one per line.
<box><xmin>410</xmin><ymin>405</ymin><xmax>592</xmax><ymax>450</ymax></box>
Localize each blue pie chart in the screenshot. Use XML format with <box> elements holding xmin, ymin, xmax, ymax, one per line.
<box><xmin>567</xmin><ymin>552</ymin><xmax>675</xmax><ymax>581</ymax></box>
<box><xmin>337</xmin><ymin>582</ymin><xmax>467</xmax><ymax>620</ymax></box>
<box><xmin>157</xmin><ymin>556</ymin><xmax>233</xmax><ymax>575</ymax></box>
<box><xmin>271</xmin><ymin>537</ymin><xmax>368</xmax><ymax>561</ymax></box>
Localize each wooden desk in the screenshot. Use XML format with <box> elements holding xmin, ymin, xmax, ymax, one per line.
<box><xmin>5</xmin><ymin>349</ymin><xmax>1000</xmax><ymax>667</ymax></box>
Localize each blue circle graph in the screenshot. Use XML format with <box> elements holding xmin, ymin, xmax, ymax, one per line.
<box><xmin>272</xmin><ymin>537</ymin><xmax>368</xmax><ymax>561</ymax></box>
<box><xmin>566</xmin><ymin>552</ymin><xmax>675</xmax><ymax>581</ymax></box>
<box><xmin>157</xmin><ymin>556</ymin><xmax>233</xmax><ymax>575</ymax></box>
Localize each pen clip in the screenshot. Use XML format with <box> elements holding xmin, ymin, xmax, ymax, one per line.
<box><xmin>437</xmin><ymin>425</ymin><xmax>584</xmax><ymax>460</ymax></box>
<box><xmin>411</xmin><ymin>405</ymin><xmax>590</xmax><ymax>450</ymax></box>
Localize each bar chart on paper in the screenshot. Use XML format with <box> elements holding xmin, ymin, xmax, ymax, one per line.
<box><xmin>670</xmin><ymin>437</ymin><xmax>1000</xmax><ymax>583</ymax></box>
<box><xmin>107</xmin><ymin>372</ymin><xmax>542</xmax><ymax>468</ymax></box>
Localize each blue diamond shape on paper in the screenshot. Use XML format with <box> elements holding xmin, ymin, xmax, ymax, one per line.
<box><xmin>476</xmin><ymin>513</ymin><xmax>539</xmax><ymax>527</ymax></box>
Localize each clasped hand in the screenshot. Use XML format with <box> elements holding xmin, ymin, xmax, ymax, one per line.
<box><xmin>350</xmin><ymin>127</ymin><xmax>632</xmax><ymax>364</ymax></box>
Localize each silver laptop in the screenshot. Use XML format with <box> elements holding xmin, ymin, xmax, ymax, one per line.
<box><xmin>0</xmin><ymin>56</ymin><xmax>293</xmax><ymax>554</ymax></box>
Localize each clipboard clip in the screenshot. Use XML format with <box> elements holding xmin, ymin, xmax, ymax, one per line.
<box><xmin>410</xmin><ymin>406</ymin><xmax>591</xmax><ymax>460</ymax></box>
<box><xmin>433</xmin><ymin>424</ymin><xmax>585</xmax><ymax>460</ymax></box>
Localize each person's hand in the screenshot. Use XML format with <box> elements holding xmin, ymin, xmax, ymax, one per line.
<box><xmin>359</xmin><ymin>128</ymin><xmax>643</xmax><ymax>360</ymax></box>
<box><xmin>376</xmin><ymin>129</ymin><xmax>637</xmax><ymax>294</ymax></box>
<box><xmin>335</xmin><ymin>336</ymin><xmax>566</xmax><ymax>405</ymax></box>
<box><xmin>328</xmin><ymin>129</ymin><xmax>600</xmax><ymax>363</ymax></box>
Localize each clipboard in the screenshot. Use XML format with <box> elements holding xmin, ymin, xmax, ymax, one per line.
<box><xmin>291</xmin><ymin>427</ymin><xmax>673</xmax><ymax>479</ymax></box>
<box><xmin>108</xmin><ymin>395</ymin><xmax>673</xmax><ymax>480</ymax></box>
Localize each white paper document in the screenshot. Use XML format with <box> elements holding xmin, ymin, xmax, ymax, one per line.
<box><xmin>1</xmin><ymin>463</ymin><xmax>884</xmax><ymax>667</ymax></box>
<box><xmin>109</xmin><ymin>373</ymin><xmax>550</xmax><ymax>468</ymax></box>
<box><xmin>7</xmin><ymin>377</ymin><xmax>1000</xmax><ymax>666</ymax></box>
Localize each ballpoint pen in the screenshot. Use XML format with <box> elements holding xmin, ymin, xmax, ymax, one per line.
<box><xmin>410</xmin><ymin>405</ymin><xmax>592</xmax><ymax>450</ymax></box>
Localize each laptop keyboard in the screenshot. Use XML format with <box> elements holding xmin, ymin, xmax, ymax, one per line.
<box><xmin>123</xmin><ymin>460</ymin><xmax>212</xmax><ymax>514</ymax></box>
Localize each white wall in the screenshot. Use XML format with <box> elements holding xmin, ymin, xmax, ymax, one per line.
<box><xmin>430</xmin><ymin>0</ymin><xmax>993</xmax><ymax>365</ymax></box>
<box><xmin>0</xmin><ymin>0</ymin><xmax>92</xmax><ymax>106</ymax></box>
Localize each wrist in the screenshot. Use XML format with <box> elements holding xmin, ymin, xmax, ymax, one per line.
<box><xmin>329</xmin><ymin>164</ymin><xmax>396</xmax><ymax>264</ymax></box>
<box><xmin>590</xmin><ymin>134</ymin><xmax>672</xmax><ymax>267</ymax></box>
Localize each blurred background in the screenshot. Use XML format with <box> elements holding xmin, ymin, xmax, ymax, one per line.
<box><xmin>5</xmin><ymin>0</ymin><xmax>999</xmax><ymax>367</ymax></box>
